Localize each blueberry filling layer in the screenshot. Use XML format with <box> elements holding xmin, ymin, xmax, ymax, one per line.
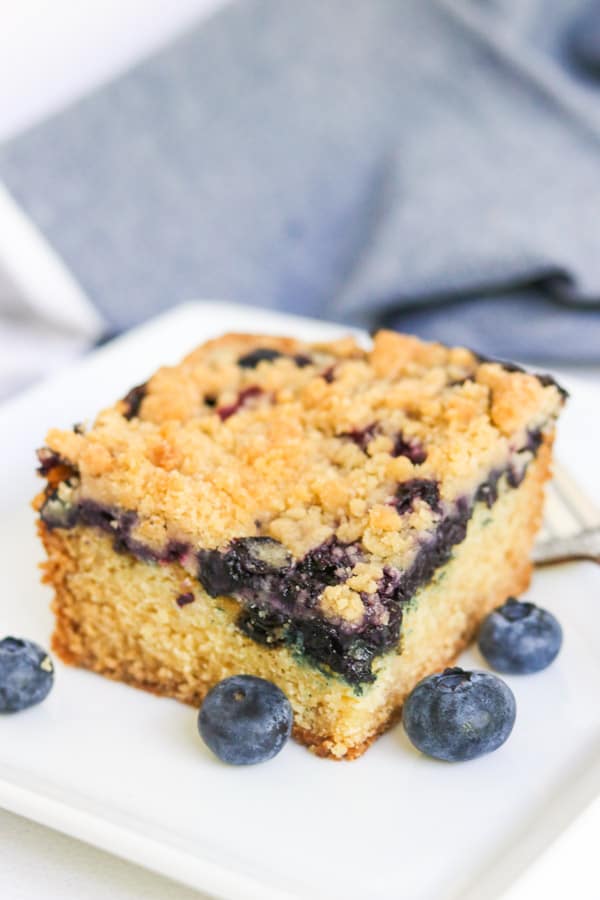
<box><xmin>394</xmin><ymin>479</ymin><xmax>441</xmax><ymax>515</ymax></box>
<box><xmin>210</xmin><ymin>498</ymin><xmax>471</xmax><ymax>685</ymax></box>
<box><xmin>199</xmin><ymin>537</ymin><xmax>363</xmax><ymax>611</ymax></box>
<box><xmin>39</xmin><ymin>436</ymin><xmax>544</xmax><ymax>686</ymax></box>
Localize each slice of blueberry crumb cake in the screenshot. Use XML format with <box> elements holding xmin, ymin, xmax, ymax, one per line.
<box><xmin>34</xmin><ymin>330</ymin><xmax>565</xmax><ymax>759</ymax></box>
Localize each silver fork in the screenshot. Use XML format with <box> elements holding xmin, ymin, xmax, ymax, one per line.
<box><xmin>533</xmin><ymin>463</ymin><xmax>600</xmax><ymax>565</ymax></box>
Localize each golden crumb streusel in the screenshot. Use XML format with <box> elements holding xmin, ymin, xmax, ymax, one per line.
<box><xmin>42</xmin><ymin>332</ymin><xmax>562</xmax><ymax>573</ymax></box>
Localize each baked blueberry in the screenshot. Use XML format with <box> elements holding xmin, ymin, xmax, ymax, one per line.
<box><xmin>121</xmin><ymin>382</ymin><xmax>147</xmax><ymax>419</ymax></box>
<box><xmin>394</xmin><ymin>479</ymin><xmax>441</xmax><ymax>515</ymax></box>
<box><xmin>392</xmin><ymin>433</ymin><xmax>427</xmax><ymax>464</ymax></box>
<box><xmin>198</xmin><ymin>537</ymin><xmax>291</xmax><ymax>597</ymax></box>
<box><xmin>475</xmin><ymin>471</ymin><xmax>501</xmax><ymax>508</ymax></box>
<box><xmin>217</xmin><ymin>386</ymin><xmax>264</xmax><ymax>421</ymax></box>
<box><xmin>237</xmin><ymin>348</ymin><xmax>282</xmax><ymax>368</ymax></box>
<box><xmin>478</xmin><ymin>597</ymin><xmax>562</xmax><ymax>674</ymax></box>
<box><xmin>338</xmin><ymin>423</ymin><xmax>378</xmax><ymax>452</ymax></box>
<box><xmin>39</xmin><ymin>490</ymin><xmax>78</xmax><ymax>529</ymax></box>
<box><xmin>198</xmin><ymin>675</ymin><xmax>293</xmax><ymax>764</ymax></box>
<box><xmin>36</xmin><ymin>447</ymin><xmax>67</xmax><ymax>476</ymax></box>
<box><xmin>402</xmin><ymin>667</ymin><xmax>516</xmax><ymax>761</ymax></box>
<box><xmin>237</xmin><ymin>606</ymin><xmax>289</xmax><ymax>646</ymax></box>
<box><xmin>293</xmin><ymin>353</ymin><xmax>312</xmax><ymax>367</ymax></box>
<box><xmin>0</xmin><ymin>637</ymin><xmax>54</xmax><ymax>712</ymax></box>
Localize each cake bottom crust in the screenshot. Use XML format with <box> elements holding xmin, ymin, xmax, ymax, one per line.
<box><xmin>39</xmin><ymin>439</ymin><xmax>551</xmax><ymax>760</ymax></box>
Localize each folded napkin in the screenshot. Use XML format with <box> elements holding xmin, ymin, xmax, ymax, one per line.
<box><xmin>1</xmin><ymin>0</ymin><xmax>600</xmax><ymax>399</ymax></box>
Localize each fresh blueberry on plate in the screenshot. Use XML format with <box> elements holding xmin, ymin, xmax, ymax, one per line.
<box><xmin>198</xmin><ymin>675</ymin><xmax>293</xmax><ymax>765</ymax></box>
<box><xmin>0</xmin><ymin>637</ymin><xmax>55</xmax><ymax>712</ymax></box>
<box><xmin>478</xmin><ymin>597</ymin><xmax>562</xmax><ymax>674</ymax></box>
<box><xmin>402</xmin><ymin>667</ymin><xmax>516</xmax><ymax>762</ymax></box>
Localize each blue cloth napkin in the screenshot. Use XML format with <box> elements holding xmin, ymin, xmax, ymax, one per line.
<box><xmin>2</xmin><ymin>0</ymin><xmax>600</xmax><ymax>362</ymax></box>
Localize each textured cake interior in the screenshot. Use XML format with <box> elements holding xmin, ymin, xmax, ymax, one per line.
<box><xmin>40</xmin><ymin>438</ymin><xmax>551</xmax><ymax>760</ymax></box>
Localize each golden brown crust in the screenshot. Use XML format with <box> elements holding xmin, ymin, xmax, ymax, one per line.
<box><xmin>292</xmin><ymin>708</ymin><xmax>404</xmax><ymax>761</ymax></box>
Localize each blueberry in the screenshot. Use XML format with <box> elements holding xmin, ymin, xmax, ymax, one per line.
<box><xmin>237</xmin><ymin>606</ymin><xmax>289</xmax><ymax>646</ymax></box>
<box><xmin>198</xmin><ymin>675</ymin><xmax>293</xmax><ymax>765</ymax></box>
<box><xmin>0</xmin><ymin>637</ymin><xmax>54</xmax><ymax>712</ymax></box>
<box><xmin>197</xmin><ymin>537</ymin><xmax>291</xmax><ymax>597</ymax></box>
<box><xmin>478</xmin><ymin>598</ymin><xmax>562</xmax><ymax>674</ymax></box>
<box><xmin>293</xmin><ymin>354</ymin><xmax>312</xmax><ymax>367</ymax></box>
<box><xmin>338</xmin><ymin>423</ymin><xmax>378</xmax><ymax>452</ymax></box>
<box><xmin>394</xmin><ymin>479</ymin><xmax>441</xmax><ymax>515</ymax></box>
<box><xmin>403</xmin><ymin>667</ymin><xmax>516</xmax><ymax>761</ymax></box>
<box><xmin>391</xmin><ymin>433</ymin><xmax>427</xmax><ymax>464</ymax></box>
<box><xmin>237</xmin><ymin>348</ymin><xmax>282</xmax><ymax>368</ymax></box>
<box><xmin>121</xmin><ymin>382</ymin><xmax>147</xmax><ymax>419</ymax></box>
<box><xmin>217</xmin><ymin>386</ymin><xmax>263</xmax><ymax>421</ymax></box>
<box><xmin>475</xmin><ymin>471</ymin><xmax>501</xmax><ymax>508</ymax></box>
<box><xmin>36</xmin><ymin>447</ymin><xmax>67</xmax><ymax>476</ymax></box>
<box><xmin>39</xmin><ymin>490</ymin><xmax>78</xmax><ymax>529</ymax></box>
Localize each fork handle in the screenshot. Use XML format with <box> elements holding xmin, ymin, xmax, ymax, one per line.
<box><xmin>533</xmin><ymin>527</ymin><xmax>600</xmax><ymax>566</ymax></box>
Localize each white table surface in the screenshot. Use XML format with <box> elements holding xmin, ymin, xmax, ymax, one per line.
<box><xmin>1</xmin><ymin>3</ymin><xmax>599</xmax><ymax>898</ymax></box>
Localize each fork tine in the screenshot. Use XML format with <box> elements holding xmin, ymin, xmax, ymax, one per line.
<box><xmin>543</xmin><ymin>485</ymin><xmax>582</xmax><ymax>537</ymax></box>
<box><xmin>552</xmin><ymin>462</ymin><xmax>600</xmax><ymax>529</ymax></box>
<box><xmin>537</xmin><ymin>522</ymin><xmax>554</xmax><ymax>542</ymax></box>
<box><xmin>535</xmin><ymin>463</ymin><xmax>600</xmax><ymax>565</ymax></box>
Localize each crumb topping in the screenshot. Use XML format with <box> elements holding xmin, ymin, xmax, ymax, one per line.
<box><xmin>41</xmin><ymin>330</ymin><xmax>564</xmax><ymax>624</ymax></box>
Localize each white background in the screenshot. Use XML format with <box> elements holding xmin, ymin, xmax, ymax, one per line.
<box><xmin>0</xmin><ymin>3</ymin><xmax>598</xmax><ymax>899</ymax></box>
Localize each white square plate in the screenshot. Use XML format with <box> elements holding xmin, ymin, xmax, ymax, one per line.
<box><xmin>1</xmin><ymin>302</ymin><xmax>599</xmax><ymax>900</ymax></box>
